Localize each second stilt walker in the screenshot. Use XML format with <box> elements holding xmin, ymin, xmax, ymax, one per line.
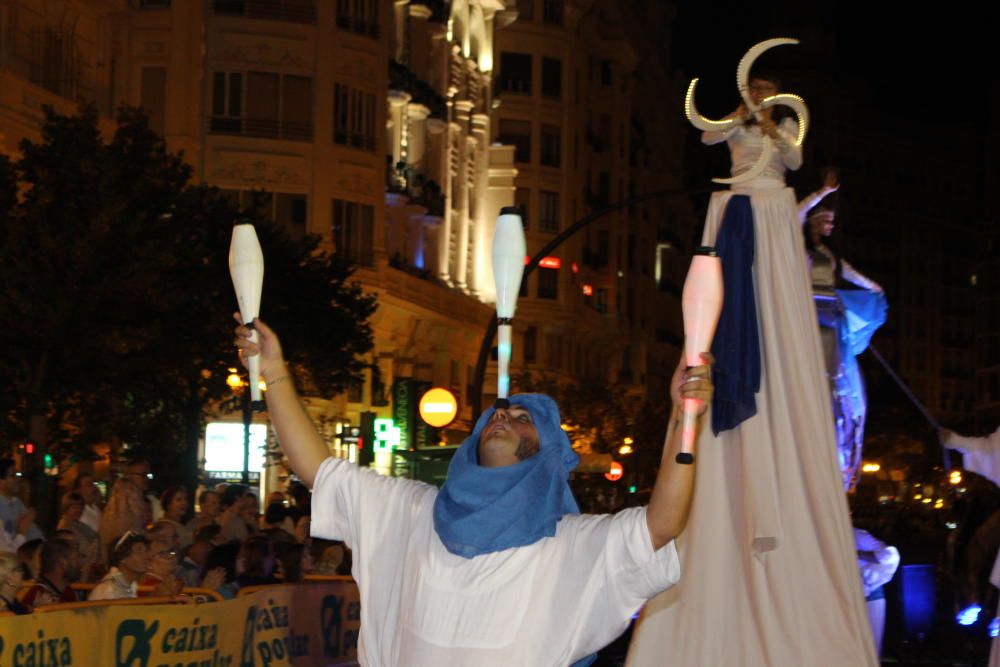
<box><xmin>627</xmin><ymin>39</ymin><xmax>878</xmax><ymax>666</ymax></box>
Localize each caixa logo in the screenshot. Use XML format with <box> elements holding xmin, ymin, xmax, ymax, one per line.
<box><xmin>115</xmin><ymin>619</ymin><xmax>158</xmax><ymax>667</ymax></box>
<box><xmin>0</xmin><ymin>630</ymin><xmax>73</xmax><ymax>667</ymax></box>
<box><xmin>241</xmin><ymin>599</ymin><xmax>309</xmax><ymax>666</ymax></box>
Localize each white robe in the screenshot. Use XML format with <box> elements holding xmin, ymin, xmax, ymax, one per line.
<box><xmin>310</xmin><ymin>457</ymin><xmax>680</xmax><ymax>666</ymax></box>
<box><xmin>627</xmin><ymin>120</ymin><xmax>878</xmax><ymax>666</ymax></box>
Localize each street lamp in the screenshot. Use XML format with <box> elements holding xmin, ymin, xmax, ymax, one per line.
<box><xmin>226</xmin><ymin>367</ymin><xmax>263</xmax><ymax>486</ymax></box>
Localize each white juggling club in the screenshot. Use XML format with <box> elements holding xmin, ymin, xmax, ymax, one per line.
<box><xmin>678</xmin><ymin>246</ymin><xmax>724</xmax><ymax>463</ymax></box>
<box><xmin>491</xmin><ymin>206</ymin><xmax>527</xmax><ymax>405</ymax></box>
<box><xmin>229</xmin><ymin>220</ymin><xmax>265</xmax><ymax>408</ymax></box>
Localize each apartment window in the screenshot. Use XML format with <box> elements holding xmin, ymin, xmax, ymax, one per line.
<box><xmin>213</xmin><ymin>0</ymin><xmax>317</xmax><ymax>25</ymax></box>
<box><xmin>332</xmin><ymin>199</ymin><xmax>375</xmax><ymax>266</ymax></box>
<box><xmin>210</xmin><ymin>71</ymin><xmax>312</xmax><ymax>140</ymax></box>
<box><xmin>140</xmin><ymin>67</ymin><xmax>167</xmax><ymax>135</ymax></box>
<box><xmin>515</xmin><ymin>187</ymin><xmax>531</xmax><ymax>229</ymax></box>
<box><xmin>542</xmin><ymin>0</ymin><xmax>563</xmax><ymax>25</ymax></box>
<box><xmin>276</xmin><ymin>193</ymin><xmax>308</xmax><ymax>240</ymax></box>
<box><xmin>498</xmin><ymin>119</ymin><xmax>531</xmax><ymax>163</ymax></box>
<box><xmin>540</xmin><ymin>124</ymin><xmax>560</xmax><ymax>167</ymax></box>
<box><xmin>541</xmin><ymin>58</ymin><xmax>561</xmax><ymax>100</ymax></box>
<box><xmin>333</xmin><ymin>83</ymin><xmax>377</xmax><ymax>151</ymax></box>
<box><xmin>211</xmin><ymin>72</ymin><xmax>242</xmax><ymax>133</ymax></box>
<box><xmin>598</xmin><ymin>172</ymin><xmax>610</xmax><ymax>204</ymax></box>
<box><xmin>539</xmin><ymin>191</ymin><xmax>559</xmax><ymax>233</ymax></box>
<box><xmin>594</xmin><ymin>288</ymin><xmax>608</xmax><ymax>314</ymax></box>
<box><xmin>498</xmin><ymin>52</ymin><xmax>532</xmax><ymax>95</ymax></box>
<box><xmin>538</xmin><ymin>267</ymin><xmax>558</xmax><ymax>299</ymax></box>
<box><xmin>336</xmin><ymin>0</ymin><xmax>380</xmax><ymax>38</ymax></box>
<box><xmin>29</xmin><ymin>29</ymin><xmax>76</xmax><ymax>98</ymax></box>
<box><xmin>347</xmin><ymin>377</ymin><xmax>364</xmax><ymax>403</ymax></box>
<box><xmin>524</xmin><ymin>326</ymin><xmax>537</xmax><ymax>364</ymax></box>
<box><xmin>601</xmin><ymin>60</ymin><xmax>612</xmax><ymax>86</ymax></box>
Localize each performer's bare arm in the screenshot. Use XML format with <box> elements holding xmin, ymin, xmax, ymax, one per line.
<box><xmin>797</xmin><ymin>176</ymin><xmax>839</xmax><ymax>224</ymax></box>
<box><xmin>234</xmin><ymin>316</ymin><xmax>329</xmax><ymax>487</ymax></box>
<box><xmin>646</xmin><ymin>354</ymin><xmax>713</xmax><ymax>551</ymax></box>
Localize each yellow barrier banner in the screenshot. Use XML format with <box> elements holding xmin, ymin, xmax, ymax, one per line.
<box><xmin>0</xmin><ymin>581</ymin><xmax>360</xmax><ymax>667</ymax></box>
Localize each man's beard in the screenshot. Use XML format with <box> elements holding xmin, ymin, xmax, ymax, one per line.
<box><xmin>515</xmin><ymin>435</ymin><xmax>540</xmax><ymax>461</ymax></box>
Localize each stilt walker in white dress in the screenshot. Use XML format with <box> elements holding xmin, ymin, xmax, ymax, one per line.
<box><xmin>627</xmin><ymin>40</ymin><xmax>879</xmax><ymax>666</ymax></box>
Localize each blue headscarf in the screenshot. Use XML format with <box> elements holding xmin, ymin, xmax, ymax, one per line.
<box><xmin>433</xmin><ymin>393</ymin><xmax>580</xmax><ymax>559</ymax></box>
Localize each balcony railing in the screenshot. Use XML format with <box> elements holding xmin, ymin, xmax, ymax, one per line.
<box><xmin>389</xmin><ymin>61</ymin><xmax>445</xmax><ymax>120</ymax></box>
<box><xmin>209</xmin><ymin>116</ymin><xmax>313</xmax><ymax>141</ymax></box>
<box><xmin>213</xmin><ymin>0</ymin><xmax>317</xmax><ymax>25</ymax></box>
<box><xmin>335</xmin><ymin>14</ymin><xmax>381</xmax><ymax>39</ymax></box>
<box><xmin>333</xmin><ymin>130</ymin><xmax>376</xmax><ymax>151</ymax></box>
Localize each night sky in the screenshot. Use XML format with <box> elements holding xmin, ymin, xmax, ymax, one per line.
<box><xmin>668</xmin><ymin>1</ymin><xmax>990</xmax><ymax>124</ymax></box>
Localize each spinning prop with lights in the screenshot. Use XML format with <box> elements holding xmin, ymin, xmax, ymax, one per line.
<box><xmin>677</xmin><ymin>247</ymin><xmax>723</xmax><ymax>464</ymax></box>
<box><xmin>491</xmin><ymin>207</ymin><xmax>527</xmax><ymax>407</ymax></box>
<box><xmin>685</xmin><ymin>38</ymin><xmax>810</xmax><ymax>184</ymax></box>
<box><xmin>229</xmin><ymin>220</ymin><xmax>266</xmax><ymax>410</ymax></box>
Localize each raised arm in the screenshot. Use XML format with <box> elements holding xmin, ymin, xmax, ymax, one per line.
<box><xmin>772</xmin><ymin>117</ymin><xmax>802</xmax><ymax>171</ymax></box>
<box><xmin>940</xmin><ymin>427</ymin><xmax>1000</xmax><ymax>456</ymax></box>
<box><xmin>234</xmin><ymin>316</ymin><xmax>330</xmax><ymax>487</ymax></box>
<box><xmin>646</xmin><ymin>353</ymin><xmax>713</xmax><ymax>550</ymax></box>
<box><xmin>840</xmin><ymin>259</ymin><xmax>883</xmax><ymax>292</ymax></box>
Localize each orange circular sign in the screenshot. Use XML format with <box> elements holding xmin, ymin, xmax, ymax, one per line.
<box><xmin>605</xmin><ymin>461</ymin><xmax>623</xmax><ymax>482</ymax></box>
<box><xmin>419</xmin><ymin>388</ymin><xmax>459</xmax><ymax>428</ymax></box>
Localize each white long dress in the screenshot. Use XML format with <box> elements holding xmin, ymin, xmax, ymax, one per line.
<box><xmin>627</xmin><ymin>119</ymin><xmax>879</xmax><ymax>666</ymax></box>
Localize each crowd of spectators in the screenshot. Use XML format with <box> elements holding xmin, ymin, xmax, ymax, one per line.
<box><xmin>0</xmin><ymin>457</ymin><xmax>349</xmax><ymax>614</ymax></box>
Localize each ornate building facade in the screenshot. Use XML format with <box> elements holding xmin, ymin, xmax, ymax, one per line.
<box><xmin>0</xmin><ymin>0</ymin><xmax>695</xmax><ymax>483</ymax></box>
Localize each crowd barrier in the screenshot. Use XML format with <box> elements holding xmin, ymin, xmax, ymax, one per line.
<box><xmin>0</xmin><ymin>578</ymin><xmax>361</xmax><ymax>667</ymax></box>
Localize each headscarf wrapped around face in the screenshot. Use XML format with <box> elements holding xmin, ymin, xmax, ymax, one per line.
<box><xmin>433</xmin><ymin>393</ymin><xmax>580</xmax><ymax>559</ymax></box>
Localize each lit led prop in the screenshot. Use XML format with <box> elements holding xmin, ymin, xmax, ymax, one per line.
<box><xmin>685</xmin><ymin>38</ymin><xmax>809</xmax><ymax>185</ymax></box>
<box><xmin>419</xmin><ymin>387</ymin><xmax>459</xmax><ymax>428</ymax></box>
<box><xmin>678</xmin><ymin>247</ymin><xmax>724</xmax><ymax>464</ymax></box>
<box><xmin>491</xmin><ymin>207</ymin><xmax>527</xmax><ymax>405</ymax></box>
<box><xmin>229</xmin><ymin>221</ymin><xmax>265</xmax><ymax>409</ymax></box>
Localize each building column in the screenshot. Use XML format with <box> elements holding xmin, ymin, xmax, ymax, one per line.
<box><xmin>388</xmin><ymin>91</ymin><xmax>412</xmax><ymax>176</ymax></box>
<box><xmin>452</xmin><ymin>100</ymin><xmax>474</xmax><ymax>290</ymax></box>
<box><xmin>393</xmin><ymin>0</ymin><xmax>411</xmax><ymax>63</ymax></box>
<box><xmin>407</xmin><ymin>103</ymin><xmax>431</xmax><ymax>175</ymax></box>
<box><xmin>468</xmin><ymin>112</ymin><xmax>490</xmax><ymax>298</ymax></box>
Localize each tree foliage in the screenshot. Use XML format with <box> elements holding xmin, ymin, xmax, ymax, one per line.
<box><xmin>0</xmin><ymin>105</ymin><xmax>375</xmax><ymax>484</ymax></box>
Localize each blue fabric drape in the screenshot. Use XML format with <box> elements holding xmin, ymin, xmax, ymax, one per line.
<box><xmin>710</xmin><ymin>195</ymin><xmax>761</xmax><ymax>435</ymax></box>
<box><xmin>433</xmin><ymin>394</ymin><xmax>580</xmax><ymax>558</ymax></box>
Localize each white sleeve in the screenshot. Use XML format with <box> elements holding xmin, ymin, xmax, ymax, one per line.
<box><xmin>773</xmin><ymin>117</ymin><xmax>802</xmax><ymax>171</ymax></box>
<box><xmin>567</xmin><ymin>507</ymin><xmax>681</xmax><ymax>659</ymax></box>
<box><xmin>309</xmin><ymin>456</ymin><xmax>432</xmax><ymax>551</ymax></box>
<box><xmin>701</xmin><ymin>125</ymin><xmax>738</xmax><ymax>145</ymax></box>
<box><xmin>947</xmin><ymin>428</ymin><xmax>1000</xmax><ymax>455</ymax></box>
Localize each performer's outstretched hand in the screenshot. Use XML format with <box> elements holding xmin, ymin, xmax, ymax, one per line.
<box><xmin>233</xmin><ymin>314</ymin><xmax>285</xmax><ymax>381</ymax></box>
<box><xmin>670</xmin><ymin>353</ymin><xmax>714</xmax><ymax>417</ymax></box>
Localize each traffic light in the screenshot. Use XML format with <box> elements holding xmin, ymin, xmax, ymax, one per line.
<box><xmin>357</xmin><ymin>411</ymin><xmax>376</xmax><ymax>468</ymax></box>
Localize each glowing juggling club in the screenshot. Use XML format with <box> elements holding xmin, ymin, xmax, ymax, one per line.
<box><xmin>677</xmin><ymin>246</ymin><xmax>723</xmax><ymax>464</ymax></box>
<box><xmin>229</xmin><ymin>219</ymin><xmax>266</xmax><ymax>411</ymax></box>
<box><xmin>491</xmin><ymin>206</ymin><xmax>527</xmax><ymax>408</ymax></box>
